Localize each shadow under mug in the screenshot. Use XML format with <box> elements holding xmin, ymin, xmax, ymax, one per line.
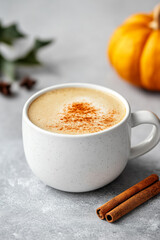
<box><xmin>22</xmin><ymin>83</ymin><xmax>160</xmax><ymax>192</ymax></box>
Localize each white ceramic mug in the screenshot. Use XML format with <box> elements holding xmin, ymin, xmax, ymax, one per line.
<box><xmin>22</xmin><ymin>83</ymin><xmax>160</xmax><ymax>192</ymax></box>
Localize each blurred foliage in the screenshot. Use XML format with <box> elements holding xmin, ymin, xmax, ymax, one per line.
<box><xmin>0</xmin><ymin>21</ymin><xmax>53</xmax><ymax>81</ymax></box>
<box><xmin>15</xmin><ymin>39</ymin><xmax>52</xmax><ymax>65</ymax></box>
<box><xmin>0</xmin><ymin>22</ymin><xmax>25</xmax><ymax>45</ymax></box>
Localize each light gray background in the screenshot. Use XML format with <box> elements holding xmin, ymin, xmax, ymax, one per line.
<box><xmin>0</xmin><ymin>0</ymin><xmax>160</xmax><ymax>239</ymax></box>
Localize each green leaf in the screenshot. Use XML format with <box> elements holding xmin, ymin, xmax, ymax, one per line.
<box><xmin>14</xmin><ymin>50</ymin><xmax>41</xmax><ymax>65</ymax></box>
<box><xmin>15</xmin><ymin>38</ymin><xmax>53</xmax><ymax>65</ymax></box>
<box><xmin>0</xmin><ymin>22</ymin><xmax>25</xmax><ymax>45</ymax></box>
<box><xmin>0</xmin><ymin>52</ymin><xmax>16</xmax><ymax>80</ymax></box>
<box><xmin>33</xmin><ymin>39</ymin><xmax>53</xmax><ymax>51</ymax></box>
<box><xmin>0</xmin><ymin>34</ymin><xmax>53</xmax><ymax>80</ymax></box>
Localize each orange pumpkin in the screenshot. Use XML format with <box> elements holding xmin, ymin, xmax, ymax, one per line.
<box><xmin>108</xmin><ymin>4</ymin><xmax>160</xmax><ymax>91</ymax></box>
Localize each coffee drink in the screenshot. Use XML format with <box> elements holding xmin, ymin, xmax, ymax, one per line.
<box><xmin>28</xmin><ymin>87</ymin><xmax>126</xmax><ymax>135</ymax></box>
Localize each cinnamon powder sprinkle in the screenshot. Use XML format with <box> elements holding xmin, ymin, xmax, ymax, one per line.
<box><xmin>47</xmin><ymin>101</ymin><xmax>120</xmax><ymax>134</ymax></box>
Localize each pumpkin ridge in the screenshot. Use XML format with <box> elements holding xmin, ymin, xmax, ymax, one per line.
<box><xmin>124</xmin><ymin>13</ymin><xmax>153</xmax><ymax>26</ymax></box>
<box><xmin>137</xmin><ymin>31</ymin><xmax>152</xmax><ymax>86</ymax></box>
<box><xmin>109</xmin><ymin>26</ymin><xmax>152</xmax><ymax>85</ymax></box>
<box><xmin>108</xmin><ymin>23</ymin><xmax>151</xmax><ymax>65</ymax></box>
<box><xmin>140</xmin><ymin>31</ymin><xmax>160</xmax><ymax>90</ymax></box>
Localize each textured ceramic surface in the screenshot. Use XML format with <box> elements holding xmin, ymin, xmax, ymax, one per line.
<box><xmin>22</xmin><ymin>83</ymin><xmax>160</xmax><ymax>192</ymax></box>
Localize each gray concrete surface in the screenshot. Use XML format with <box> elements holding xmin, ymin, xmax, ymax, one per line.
<box><xmin>0</xmin><ymin>0</ymin><xmax>160</xmax><ymax>239</ymax></box>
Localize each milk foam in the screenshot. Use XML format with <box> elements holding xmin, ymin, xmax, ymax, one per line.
<box><xmin>28</xmin><ymin>87</ymin><xmax>126</xmax><ymax>135</ymax></box>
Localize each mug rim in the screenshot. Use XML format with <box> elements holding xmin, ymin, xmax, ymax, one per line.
<box><xmin>23</xmin><ymin>83</ymin><xmax>131</xmax><ymax>138</ymax></box>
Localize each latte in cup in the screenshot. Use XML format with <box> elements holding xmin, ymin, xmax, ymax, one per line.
<box><xmin>28</xmin><ymin>87</ymin><xmax>126</xmax><ymax>135</ymax></box>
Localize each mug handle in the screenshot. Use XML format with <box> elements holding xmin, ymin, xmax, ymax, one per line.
<box><xmin>129</xmin><ymin>111</ymin><xmax>160</xmax><ymax>160</ymax></box>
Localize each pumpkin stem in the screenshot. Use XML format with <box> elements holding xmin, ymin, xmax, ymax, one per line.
<box><xmin>150</xmin><ymin>4</ymin><xmax>160</xmax><ymax>30</ymax></box>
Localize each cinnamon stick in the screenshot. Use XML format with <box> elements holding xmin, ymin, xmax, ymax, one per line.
<box><xmin>106</xmin><ymin>181</ymin><xmax>160</xmax><ymax>222</ymax></box>
<box><xmin>96</xmin><ymin>174</ymin><xmax>159</xmax><ymax>220</ymax></box>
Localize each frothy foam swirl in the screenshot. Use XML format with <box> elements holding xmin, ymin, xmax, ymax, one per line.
<box><xmin>28</xmin><ymin>87</ymin><xmax>126</xmax><ymax>135</ymax></box>
<box><xmin>47</xmin><ymin>101</ymin><xmax>118</xmax><ymax>134</ymax></box>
